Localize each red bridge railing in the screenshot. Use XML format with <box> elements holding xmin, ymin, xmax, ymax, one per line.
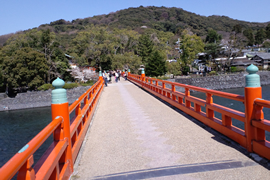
<box><xmin>128</xmin><ymin>66</ymin><xmax>270</xmax><ymax>161</ymax></box>
<box><xmin>0</xmin><ymin>75</ymin><xmax>104</xmax><ymax>180</ymax></box>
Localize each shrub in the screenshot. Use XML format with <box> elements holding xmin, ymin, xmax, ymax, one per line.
<box><xmin>37</xmin><ymin>84</ymin><xmax>53</xmax><ymax>91</ymax></box>
<box><xmin>209</xmin><ymin>71</ymin><xmax>217</xmax><ymax>75</ymax></box>
<box><xmin>258</xmin><ymin>66</ymin><xmax>264</xmax><ymax>71</ymax></box>
<box><xmin>231</xmin><ymin>66</ymin><xmax>245</xmax><ymax>72</ymax></box>
<box><xmin>231</xmin><ymin>67</ymin><xmax>237</xmax><ymax>72</ymax></box>
<box><xmin>80</xmin><ymin>80</ymin><xmax>95</xmax><ymax>86</ymax></box>
<box><xmin>63</xmin><ymin>83</ymin><xmax>78</xmax><ymax>89</ymax></box>
<box><xmin>155</xmin><ymin>76</ymin><xmax>170</xmax><ymax>80</ymax></box>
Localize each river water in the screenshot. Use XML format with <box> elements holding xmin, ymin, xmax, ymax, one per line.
<box><xmin>0</xmin><ymin>85</ymin><xmax>270</xmax><ymax>169</ymax></box>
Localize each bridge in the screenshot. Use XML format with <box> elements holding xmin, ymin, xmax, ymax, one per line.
<box><xmin>0</xmin><ymin>65</ymin><xmax>270</xmax><ymax>179</ymax></box>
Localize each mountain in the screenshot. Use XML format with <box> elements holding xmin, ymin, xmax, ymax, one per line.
<box><xmin>0</xmin><ymin>6</ymin><xmax>268</xmax><ymax>46</ymax></box>
<box><xmin>45</xmin><ymin>6</ymin><xmax>267</xmax><ymax>35</ymax></box>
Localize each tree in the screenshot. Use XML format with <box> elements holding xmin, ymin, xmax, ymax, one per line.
<box><xmin>205</xmin><ymin>29</ymin><xmax>222</xmax><ymax>43</ymax></box>
<box><xmin>265</xmin><ymin>24</ymin><xmax>270</xmax><ymax>39</ymax></box>
<box><xmin>2</xmin><ymin>47</ymin><xmax>48</xmax><ymax>90</ymax></box>
<box><xmin>137</xmin><ymin>34</ymin><xmax>154</xmax><ymax>65</ymax></box>
<box><xmin>166</xmin><ymin>60</ymin><xmax>182</xmax><ymax>77</ymax></box>
<box><xmin>204</xmin><ymin>43</ymin><xmax>221</xmax><ymax>60</ymax></box>
<box><xmin>255</xmin><ymin>28</ymin><xmax>266</xmax><ymax>45</ymax></box>
<box><xmin>145</xmin><ymin>50</ymin><xmax>166</xmax><ymax>77</ymax></box>
<box><xmin>180</xmin><ymin>31</ymin><xmax>204</xmax><ymax>67</ymax></box>
<box><xmin>243</xmin><ymin>28</ymin><xmax>254</xmax><ymax>46</ymax></box>
<box><xmin>111</xmin><ymin>52</ymin><xmax>142</xmax><ymax>73</ymax></box>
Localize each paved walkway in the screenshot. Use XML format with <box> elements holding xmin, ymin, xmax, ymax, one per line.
<box><xmin>71</xmin><ymin>80</ymin><xmax>270</xmax><ymax>180</ymax></box>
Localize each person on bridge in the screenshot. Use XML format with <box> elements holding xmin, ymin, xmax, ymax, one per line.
<box><xmin>124</xmin><ymin>70</ymin><xmax>127</xmax><ymax>80</ymax></box>
<box><xmin>102</xmin><ymin>70</ymin><xmax>108</xmax><ymax>86</ymax></box>
<box><xmin>115</xmin><ymin>71</ymin><xmax>119</xmax><ymax>83</ymax></box>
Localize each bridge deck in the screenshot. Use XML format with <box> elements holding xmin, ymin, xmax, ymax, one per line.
<box><xmin>71</xmin><ymin>80</ymin><xmax>269</xmax><ymax>180</ymax></box>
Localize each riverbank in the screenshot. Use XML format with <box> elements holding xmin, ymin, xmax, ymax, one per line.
<box><xmin>0</xmin><ymin>86</ymin><xmax>92</xmax><ymax>111</ymax></box>
<box><xmin>175</xmin><ymin>71</ymin><xmax>270</xmax><ymax>91</ymax></box>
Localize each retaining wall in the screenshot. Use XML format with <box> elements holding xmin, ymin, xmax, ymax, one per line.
<box><xmin>175</xmin><ymin>71</ymin><xmax>270</xmax><ymax>91</ymax></box>
<box><xmin>0</xmin><ymin>86</ymin><xmax>92</xmax><ymax>111</ymax></box>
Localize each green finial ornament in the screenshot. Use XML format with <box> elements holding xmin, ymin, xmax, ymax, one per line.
<box><xmin>51</xmin><ymin>77</ymin><xmax>67</xmax><ymax>104</ymax></box>
<box><xmin>99</xmin><ymin>71</ymin><xmax>102</xmax><ymax>77</ymax></box>
<box><xmin>245</xmin><ymin>64</ymin><xmax>260</xmax><ymax>87</ymax></box>
<box><xmin>141</xmin><ymin>68</ymin><xmax>145</xmax><ymax>74</ymax></box>
<box><xmin>128</xmin><ymin>69</ymin><xmax>130</xmax><ymax>72</ymax></box>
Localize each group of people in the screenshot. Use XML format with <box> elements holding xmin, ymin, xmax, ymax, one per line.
<box><xmin>102</xmin><ymin>70</ymin><xmax>128</xmax><ymax>86</ymax></box>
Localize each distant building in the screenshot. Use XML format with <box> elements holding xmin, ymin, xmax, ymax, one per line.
<box><xmin>251</xmin><ymin>53</ymin><xmax>270</xmax><ymax>69</ymax></box>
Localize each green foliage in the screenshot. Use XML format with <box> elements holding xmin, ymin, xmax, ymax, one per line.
<box><xmin>243</xmin><ymin>28</ymin><xmax>254</xmax><ymax>46</ymax></box>
<box><xmin>231</xmin><ymin>66</ymin><xmax>245</xmax><ymax>72</ymax></box>
<box><xmin>209</xmin><ymin>71</ymin><xmax>217</xmax><ymax>75</ymax></box>
<box><xmin>205</xmin><ymin>29</ymin><xmax>222</xmax><ymax>43</ymax></box>
<box><xmin>155</xmin><ymin>76</ymin><xmax>170</xmax><ymax>80</ymax></box>
<box><xmin>80</xmin><ymin>80</ymin><xmax>95</xmax><ymax>86</ymax></box>
<box><xmin>166</xmin><ymin>61</ymin><xmax>182</xmax><ymax>76</ymax></box>
<box><xmin>204</xmin><ymin>43</ymin><xmax>221</xmax><ymax>60</ymax></box>
<box><xmin>262</xmin><ymin>41</ymin><xmax>270</xmax><ymax>48</ymax></box>
<box><xmin>37</xmin><ymin>84</ymin><xmax>53</xmax><ymax>91</ymax></box>
<box><xmin>182</xmin><ymin>66</ymin><xmax>190</xmax><ymax>75</ymax></box>
<box><xmin>265</xmin><ymin>24</ymin><xmax>270</xmax><ymax>39</ymax></box>
<box><xmin>138</xmin><ymin>34</ymin><xmax>154</xmax><ymax>64</ymax></box>
<box><xmin>63</xmin><ymin>83</ymin><xmax>78</xmax><ymax>89</ymax></box>
<box><xmin>111</xmin><ymin>52</ymin><xmax>142</xmax><ymax>73</ymax></box>
<box><xmin>2</xmin><ymin>47</ymin><xmax>48</xmax><ymax>90</ymax></box>
<box><xmin>255</xmin><ymin>29</ymin><xmax>266</xmax><ymax>45</ymax></box>
<box><xmin>180</xmin><ymin>30</ymin><xmax>205</xmax><ymax>66</ymax></box>
<box><xmin>145</xmin><ymin>50</ymin><xmax>166</xmax><ymax>77</ymax></box>
<box><xmin>230</xmin><ymin>67</ymin><xmax>237</xmax><ymax>72</ymax></box>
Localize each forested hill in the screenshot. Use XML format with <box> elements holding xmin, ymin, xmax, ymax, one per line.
<box><xmin>45</xmin><ymin>6</ymin><xmax>267</xmax><ymax>36</ymax></box>
<box><xmin>0</xmin><ymin>6</ymin><xmax>268</xmax><ymax>46</ymax></box>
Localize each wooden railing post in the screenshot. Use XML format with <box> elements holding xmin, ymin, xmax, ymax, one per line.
<box><xmin>172</xmin><ymin>85</ymin><xmax>176</xmax><ymax>101</ymax></box>
<box><xmin>128</xmin><ymin>69</ymin><xmax>130</xmax><ymax>76</ymax></box>
<box><xmin>185</xmin><ymin>88</ymin><xmax>191</xmax><ymax>108</ymax></box>
<box><xmin>141</xmin><ymin>68</ymin><xmax>145</xmax><ymax>87</ymax></box>
<box><xmin>141</xmin><ymin>68</ymin><xmax>145</xmax><ymax>81</ymax></box>
<box><xmin>17</xmin><ymin>155</ymin><xmax>35</xmax><ymax>180</ymax></box>
<box><xmin>244</xmin><ymin>64</ymin><xmax>262</xmax><ymax>152</ymax></box>
<box><xmin>99</xmin><ymin>70</ymin><xmax>103</xmax><ymax>82</ymax></box>
<box><xmin>206</xmin><ymin>93</ymin><xmax>214</xmax><ymax>119</ymax></box>
<box><xmin>51</xmin><ymin>78</ymin><xmax>74</xmax><ymax>175</ymax></box>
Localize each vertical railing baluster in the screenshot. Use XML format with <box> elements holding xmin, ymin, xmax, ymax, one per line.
<box><xmin>17</xmin><ymin>155</ymin><xmax>35</xmax><ymax>180</ymax></box>
<box><xmin>206</xmin><ymin>93</ymin><xmax>214</xmax><ymax>119</ymax></box>
<box><xmin>172</xmin><ymin>85</ymin><xmax>176</xmax><ymax>101</ymax></box>
<box><xmin>185</xmin><ymin>88</ymin><xmax>191</xmax><ymax>108</ymax></box>
<box><xmin>222</xmin><ymin>115</ymin><xmax>232</xmax><ymax>127</ymax></box>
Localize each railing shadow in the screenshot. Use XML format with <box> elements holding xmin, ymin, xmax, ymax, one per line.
<box><xmin>92</xmin><ymin>160</ymin><xmax>257</xmax><ymax>180</ymax></box>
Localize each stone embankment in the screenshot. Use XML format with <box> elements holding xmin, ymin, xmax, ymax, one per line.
<box><xmin>0</xmin><ymin>86</ymin><xmax>92</xmax><ymax>111</ymax></box>
<box><xmin>175</xmin><ymin>71</ymin><xmax>270</xmax><ymax>91</ymax></box>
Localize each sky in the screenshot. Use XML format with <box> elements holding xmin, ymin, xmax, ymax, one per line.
<box><xmin>1</xmin><ymin>0</ymin><xmax>270</xmax><ymax>36</ymax></box>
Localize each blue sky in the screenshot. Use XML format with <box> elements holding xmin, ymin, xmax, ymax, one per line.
<box><xmin>1</xmin><ymin>0</ymin><xmax>270</xmax><ymax>36</ymax></box>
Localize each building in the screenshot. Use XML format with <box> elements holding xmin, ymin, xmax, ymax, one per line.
<box><xmin>251</xmin><ymin>53</ymin><xmax>270</xmax><ymax>69</ymax></box>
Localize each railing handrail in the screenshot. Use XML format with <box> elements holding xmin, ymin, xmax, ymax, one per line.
<box><xmin>69</xmin><ymin>80</ymin><xmax>101</xmax><ymax>113</ymax></box>
<box><xmin>254</xmin><ymin>98</ymin><xmax>270</xmax><ymax>109</ymax></box>
<box><xmin>0</xmin><ymin>116</ymin><xmax>63</xmax><ymax>180</ymax></box>
<box><xmin>0</xmin><ymin>76</ymin><xmax>104</xmax><ymax>180</ymax></box>
<box><xmin>140</xmin><ymin>75</ymin><xmax>245</xmax><ymax>102</ymax></box>
<box><xmin>128</xmin><ymin>71</ymin><xmax>270</xmax><ymax>161</ymax></box>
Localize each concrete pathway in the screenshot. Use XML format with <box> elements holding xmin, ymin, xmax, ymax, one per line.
<box><xmin>71</xmin><ymin>80</ymin><xmax>270</xmax><ymax>180</ymax></box>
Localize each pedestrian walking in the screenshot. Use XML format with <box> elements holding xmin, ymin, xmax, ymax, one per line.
<box><xmin>115</xmin><ymin>71</ymin><xmax>119</xmax><ymax>83</ymax></box>
<box><xmin>124</xmin><ymin>71</ymin><xmax>127</xmax><ymax>80</ymax></box>
<box><xmin>102</xmin><ymin>70</ymin><xmax>108</xmax><ymax>86</ymax></box>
